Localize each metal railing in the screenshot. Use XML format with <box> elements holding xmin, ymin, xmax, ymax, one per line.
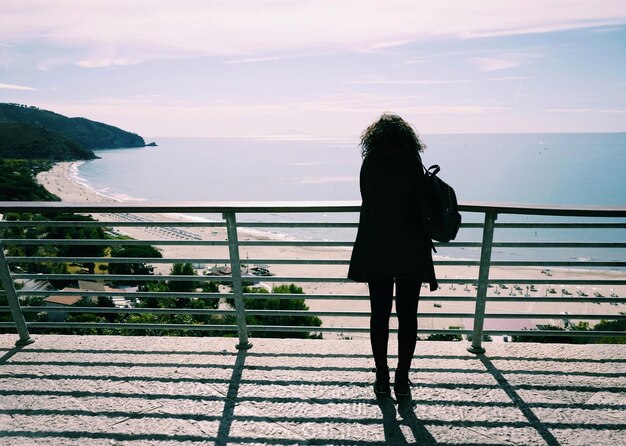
<box><xmin>1</xmin><ymin>201</ymin><xmax>625</xmax><ymax>353</ymax></box>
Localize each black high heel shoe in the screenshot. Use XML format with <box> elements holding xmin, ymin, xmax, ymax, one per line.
<box><xmin>374</xmin><ymin>367</ymin><xmax>390</xmax><ymax>395</ymax></box>
<box><xmin>394</xmin><ymin>369</ymin><xmax>412</xmax><ymax>397</ymax></box>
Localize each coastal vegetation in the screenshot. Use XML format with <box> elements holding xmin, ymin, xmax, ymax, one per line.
<box><xmin>0</xmin><ymin>122</ymin><xmax>97</xmax><ymax>160</ymax></box>
<box><xmin>512</xmin><ymin>320</ymin><xmax>626</xmax><ymax>344</ymax></box>
<box><xmin>234</xmin><ymin>283</ymin><xmax>323</xmax><ymax>339</ymax></box>
<box><xmin>0</xmin><ymin>103</ymin><xmax>146</xmax><ymax>151</ymax></box>
<box><xmin>0</xmin><ymin>159</ymin><xmax>60</xmax><ymax>201</ymax></box>
<box><xmin>0</xmin><ymin>103</ymin><xmax>151</xmax><ymax>201</ymax></box>
<box><xmin>107</xmin><ymin>245</ymin><xmax>163</xmax><ymax>285</ymax></box>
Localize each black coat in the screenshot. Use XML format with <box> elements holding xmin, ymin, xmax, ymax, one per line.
<box><xmin>348</xmin><ymin>149</ymin><xmax>437</xmax><ymax>291</ymax></box>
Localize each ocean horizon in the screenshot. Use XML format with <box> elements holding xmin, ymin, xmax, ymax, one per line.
<box><xmin>71</xmin><ymin>132</ymin><xmax>626</xmax><ymax>263</ymax></box>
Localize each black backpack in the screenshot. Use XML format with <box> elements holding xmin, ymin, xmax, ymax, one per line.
<box><xmin>418</xmin><ymin>161</ymin><xmax>462</xmax><ymax>250</ymax></box>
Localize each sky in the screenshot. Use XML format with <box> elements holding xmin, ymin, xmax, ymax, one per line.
<box><xmin>1</xmin><ymin>0</ymin><xmax>625</xmax><ymax>139</ymax></box>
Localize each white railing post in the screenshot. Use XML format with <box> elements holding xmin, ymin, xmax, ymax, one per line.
<box><xmin>223</xmin><ymin>212</ymin><xmax>252</xmax><ymax>349</ymax></box>
<box><xmin>468</xmin><ymin>211</ymin><xmax>497</xmax><ymax>354</ymax></box>
<box><xmin>0</xmin><ymin>241</ymin><xmax>34</xmax><ymax>346</ymax></box>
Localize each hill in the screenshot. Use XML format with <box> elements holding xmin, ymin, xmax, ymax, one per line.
<box><xmin>0</xmin><ymin>159</ymin><xmax>60</xmax><ymax>201</ymax></box>
<box><xmin>0</xmin><ymin>103</ymin><xmax>145</xmax><ymax>150</ymax></box>
<box><xmin>0</xmin><ymin>123</ymin><xmax>97</xmax><ymax>161</ymax></box>
<box><xmin>0</xmin><ymin>122</ymin><xmax>97</xmax><ymax>161</ymax></box>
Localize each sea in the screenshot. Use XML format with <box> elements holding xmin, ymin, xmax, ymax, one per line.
<box><xmin>71</xmin><ymin>133</ymin><xmax>626</xmax><ymax>264</ymax></box>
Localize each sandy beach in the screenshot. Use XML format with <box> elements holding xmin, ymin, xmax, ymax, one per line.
<box><xmin>36</xmin><ymin>162</ymin><xmax>625</xmax><ymax>339</ymax></box>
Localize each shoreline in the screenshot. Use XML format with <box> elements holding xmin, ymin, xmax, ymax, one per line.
<box><xmin>35</xmin><ymin>162</ymin><xmax>626</xmax><ymax>338</ymax></box>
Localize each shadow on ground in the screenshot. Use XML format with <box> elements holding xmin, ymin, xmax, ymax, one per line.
<box><xmin>0</xmin><ymin>335</ymin><xmax>624</xmax><ymax>445</ymax></box>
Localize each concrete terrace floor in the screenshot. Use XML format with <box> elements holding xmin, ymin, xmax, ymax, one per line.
<box><xmin>0</xmin><ymin>335</ymin><xmax>625</xmax><ymax>446</ymax></box>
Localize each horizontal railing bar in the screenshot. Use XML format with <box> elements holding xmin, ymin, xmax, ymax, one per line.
<box><xmin>7</xmin><ymin>256</ymin><xmax>625</xmax><ymax>269</ymax></box>
<box><xmin>11</xmin><ymin>307</ymin><xmax>370</xmax><ymax>318</ymax></box>
<box><xmin>18</xmin><ymin>322</ymin><xmax>239</xmax><ymax>331</ymax></box>
<box><xmin>488</xmin><ymin>261</ymin><xmax>626</xmax><ymax>267</ymax></box>
<box><xmin>3</xmin><ymin>321</ymin><xmax>363</xmax><ymax>333</ymax></box>
<box><xmin>3</xmin><ymin>220</ymin><xmax>623</xmax><ymax>230</ymax></box>
<box><xmin>478</xmin><ymin>313</ymin><xmax>625</xmax><ymax>320</ymax></box>
<box><xmin>12</xmin><ymin>289</ymin><xmax>625</xmax><ymax>303</ymax></box>
<box><xmin>478</xmin><ymin>330</ymin><xmax>626</xmax><ymax>337</ymax></box>
<box><xmin>486</xmin><ymin>296</ymin><xmax>626</xmax><ymax>303</ymax></box>
<box><xmin>460</xmin><ymin>203</ymin><xmax>626</xmax><ymax>217</ymax></box>
<box><xmin>0</xmin><ymin>221</ymin><xmax>473</xmax><ymax>229</ymax></box>
<box><xmin>4</xmin><ymin>238</ymin><xmax>626</xmax><ymax>249</ymax></box>
<box><xmin>493</xmin><ymin>223</ymin><xmax>626</xmax><ymax>228</ymax></box>
<box><xmin>2</xmin><ymin>200</ymin><xmax>626</xmax><ymax>217</ymax></box>
<box><xmin>4</xmin><ymin>221</ymin><xmax>626</xmax><ymax>231</ymax></box>
<box><xmin>485</xmin><ymin>279</ymin><xmax>626</xmax><ymax>285</ymax></box>
<box><xmin>8</xmin><ymin>306</ymin><xmax>623</xmax><ymax>320</ymax></box>
<box><xmin>6</xmin><ymin>256</ymin><xmax>626</xmax><ymax>271</ymax></box>
<box><xmin>6</xmin><ymin>256</ymin><xmax>626</xmax><ymax>268</ymax></box>
<box><xmin>9</xmin><ymin>273</ymin><xmax>355</xmax><ymax>283</ymax></box>
<box><xmin>11</xmin><ymin>273</ymin><xmax>235</xmax><ymax>282</ymax></box>
<box><xmin>6</xmin><ymin>257</ymin><xmax>229</xmax><ymax>264</ymax></box>
<box><xmin>13</xmin><ymin>306</ymin><xmax>234</xmax><ymax>315</ymax></box>
<box><xmin>433</xmin><ymin>260</ymin><xmax>626</xmax><ymax>267</ymax></box>
<box><xmin>13</xmin><ymin>291</ymin><xmax>482</xmax><ymax>302</ymax></box>
<box><xmin>0</xmin><ymin>201</ymin><xmax>363</xmax><ymax>214</ymax></box>
<box><xmin>5</xmin><ymin>257</ymin><xmax>352</xmax><ymax>266</ymax></box>
<box><xmin>242</xmin><ymin>241</ymin><xmax>626</xmax><ymax>248</ymax></box>
<box><xmin>14</xmin><ymin>291</ymin><xmax>222</xmax><ymax>298</ymax></box>
<box><xmin>490</xmin><ymin>242</ymin><xmax>626</xmax><ymax>248</ymax></box>
<box><xmin>238</xmin><ymin>241</ymin><xmax>356</xmax><ymax>247</ymax></box>
<box><xmin>236</xmin><ymin>327</ymin><xmax>626</xmax><ymax>336</ymax></box>
<box><xmin>237</xmin><ymin>222</ymin><xmax>358</xmax><ymax>228</ymax></box>
<box><xmin>0</xmin><ymin>221</ymin><xmax>226</xmax><ymax>228</ymax></box>
<box><xmin>0</xmin><ymin>321</ymin><xmax>623</xmax><ymax>337</ymax></box>
<box><xmin>9</xmin><ymin>273</ymin><xmax>626</xmax><ymax>286</ymax></box>
<box><xmin>1</xmin><ymin>239</ymin><xmax>229</xmax><ymax>246</ymax></box>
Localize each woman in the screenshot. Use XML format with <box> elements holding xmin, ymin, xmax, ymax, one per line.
<box><xmin>348</xmin><ymin>113</ymin><xmax>437</xmax><ymax>397</ymax></box>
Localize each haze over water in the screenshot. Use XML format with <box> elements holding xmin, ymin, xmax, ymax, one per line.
<box><xmin>73</xmin><ymin>132</ymin><xmax>626</xmax><ymax>263</ymax></box>
<box><xmin>76</xmin><ymin>132</ymin><xmax>625</xmax><ymax>206</ymax></box>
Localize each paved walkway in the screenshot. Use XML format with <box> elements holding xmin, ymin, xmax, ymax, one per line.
<box><xmin>0</xmin><ymin>334</ymin><xmax>625</xmax><ymax>445</ymax></box>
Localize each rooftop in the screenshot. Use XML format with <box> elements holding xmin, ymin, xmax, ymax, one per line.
<box><xmin>41</xmin><ymin>294</ymin><xmax>83</xmax><ymax>306</ymax></box>
<box><xmin>1</xmin><ymin>334</ymin><xmax>625</xmax><ymax>445</ymax></box>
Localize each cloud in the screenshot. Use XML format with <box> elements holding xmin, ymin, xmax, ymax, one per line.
<box><xmin>83</xmin><ymin>96</ymin><xmax>155</xmax><ymax>104</ymax></box>
<box><xmin>546</xmin><ymin>108</ymin><xmax>626</xmax><ymax>114</ymax></box>
<box><xmin>0</xmin><ymin>82</ymin><xmax>37</xmax><ymax>91</ymax></box>
<box><xmin>470</xmin><ymin>57</ymin><xmax>521</xmax><ymax>72</ymax></box>
<box><xmin>367</xmin><ymin>39</ymin><xmax>413</xmax><ymax>51</ymax></box>
<box><xmin>349</xmin><ymin>78</ymin><xmax>469</xmax><ymax>85</ymax></box>
<box><xmin>488</xmin><ymin>76</ymin><xmax>534</xmax><ymax>81</ymax></box>
<box><xmin>289</xmin><ymin>176</ymin><xmax>357</xmax><ymax>185</ymax></box>
<box><xmin>471</xmin><ymin>51</ymin><xmax>544</xmax><ymax>71</ymax></box>
<box><xmin>402</xmin><ymin>105</ymin><xmax>507</xmax><ymax>114</ymax></box>
<box><xmin>224</xmin><ymin>56</ymin><xmax>289</xmax><ymax>64</ymax></box>
<box><xmin>1</xmin><ymin>1</ymin><xmax>624</xmax><ymax>68</ymax></box>
<box><xmin>590</xmin><ymin>26</ymin><xmax>623</xmax><ymax>33</ymax></box>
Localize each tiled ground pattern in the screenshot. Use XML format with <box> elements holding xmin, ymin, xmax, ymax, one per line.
<box><xmin>0</xmin><ymin>335</ymin><xmax>624</xmax><ymax>445</ymax></box>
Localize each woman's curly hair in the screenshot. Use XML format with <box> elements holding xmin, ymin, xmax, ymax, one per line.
<box><xmin>360</xmin><ymin>113</ymin><xmax>424</xmax><ymax>158</ymax></box>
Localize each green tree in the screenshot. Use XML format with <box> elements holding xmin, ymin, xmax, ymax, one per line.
<box><xmin>230</xmin><ymin>283</ymin><xmax>322</xmax><ymax>339</ymax></box>
<box><xmin>200</xmin><ymin>281</ymin><xmax>220</xmax><ymax>310</ymax></box>
<box><xmin>593</xmin><ymin>316</ymin><xmax>626</xmax><ymax>344</ymax></box>
<box><xmin>127</xmin><ymin>271</ymin><xmax>220</xmax><ymax>334</ymax></box>
<box><xmin>168</xmin><ymin>263</ymin><xmax>199</xmax><ymax>293</ymax></box>
<box><xmin>0</xmin><ymin>159</ymin><xmax>59</xmax><ymax>201</ymax></box>
<box><xmin>108</xmin><ymin>245</ymin><xmax>162</xmax><ymax>285</ymax></box>
<box><xmin>44</xmin><ymin>213</ymin><xmax>108</xmax><ymax>273</ymax></box>
<box><xmin>512</xmin><ymin>323</ymin><xmax>593</xmax><ymax>344</ymax></box>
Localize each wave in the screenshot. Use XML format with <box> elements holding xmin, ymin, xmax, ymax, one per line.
<box><xmin>67</xmin><ymin>161</ymin><xmax>146</xmax><ymax>203</ymax></box>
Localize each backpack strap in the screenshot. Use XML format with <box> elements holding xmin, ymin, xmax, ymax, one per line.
<box><xmin>416</xmin><ymin>156</ymin><xmax>441</xmax><ymax>178</ymax></box>
<box><xmin>427</xmin><ymin>164</ymin><xmax>440</xmax><ymax>176</ymax></box>
<box><xmin>416</xmin><ymin>155</ymin><xmax>438</xmax><ymax>253</ymax></box>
